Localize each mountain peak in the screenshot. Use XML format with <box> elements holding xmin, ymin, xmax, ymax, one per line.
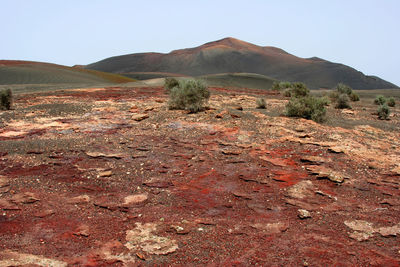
<box><xmin>202</xmin><ymin>37</ymin><xmax>259</xmax><ymax>50</ymax></box>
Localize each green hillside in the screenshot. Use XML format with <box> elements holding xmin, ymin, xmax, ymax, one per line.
<box><xmin>0</xmin><ymin>60</ymin><xmax>135</xmax><ymax>85</ymax></box>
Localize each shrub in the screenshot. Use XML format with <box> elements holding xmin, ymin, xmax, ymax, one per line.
<box><xmin>334</xmin><ymin>83</ymin><xmax>359</xmax><ymax>102</ymax></box>
<box><xmin>271</xmin><ymin>81</ymin><xmax>280</xmax><ymax>91</ymax></box>
<box><xmin>0</xmin><ymin>89</ymin><xmax>12</xmax><ymax>110</ymax></box>
<box><xmin>168</xmin><ymin>79</ymin><xmax>210</xmax><ymax>113</ymax></box>
<box><xmin>272</xmin><ymin>81</ymin><xmax>292</xmax><ymax>91</ymax></box>
<box><xmin>387</xmin><ymin>97</ymin><xmax>396</xmax><ymax>107</ymax></box>
<box><xmin>349</xmin><ymin>92</ymin><xmax>360</xmax><ymax>101</ymax></box>
<box><xmin>377</xmin><ymin>104</ymin><xmax>390</xmax><ymax>120</ymax></box>
<box><xmin>336</xmin><ymin>83</ymin><xmax>353</xmax><ymax>96</ymax></box>
<box><xmin>164</xmin><ymin>77</ymin><xmax>179</xmax><ymax>94</ymax></box>
<box><xmin>290</xmin><ymin>82</ymin><xmax>310</xmax><ymax>97</ymax></box>
<box><xmin>329</xmin><ymin>91</ymin><xmax>340</xmax><ymax>102</ymax></box>
<box><xmin>319</xmin><ymin>96</ymin><xmax>330</xmax><ymax>106</ymax></box>
<box><xmin>283</xmin><ymin>89</ymin><xmax>292</xmax><ymax>97</ymax></box>
<box><xmin>285</xmin><ymin>96</ymin><xmax>326</xmax><ymax>122</ymax></box>
<box><xmin>256</xmin><ymin>98</ymin><xmax>266</xmax><ymax>109</ymax></box>
<box><xmin>374</xmin><ymin>95</ymin><xmax>386</xmax><ymax>105</ymax></box>
<box><xmin>279</xmin><ymin>81</ymin><xmax>292</xmax><ymax>89</ymax></box>
<box><xmin>335</xmin><ymin>94</ymin><xmax>351</xmax><ymax>109</ymax></box>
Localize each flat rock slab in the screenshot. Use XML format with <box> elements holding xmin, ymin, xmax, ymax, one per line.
<box><xmin>286</xmin><ymin>180</ymin><xmax>315</xmax><ymax>199</ymax></box>
<box><xmin>300</xmin><ymin>156</ymin><xmax>330</xmax><ymax>164</ymax></box>
<box><xmin>0</xmin><ymin>250</ymin><xmax>68</xmax><ymax>267</ymax></box>
<box><xmin>98</xmin><ymin>170</ymin><xmax>113</xmax><ymax>177</ymax></box>
<box><xmin>86</xmin><ymin>151</ymin><xmax>125</xmax><ymax>159</ymax></box>
<box><xmin>132</xmin><ymin>114</ymin><xmax>149</xmax><ymax>121</ymax></box>
<box><xmin>306</xmin><ymin>165</ymin><xmax>348</xmax><ymax>183</ymax></box>
<box><xmin>250</xmin><ymin>222</ymin><xmax>289</xmax><ymax>234</ymax></box>
<box><xmin>122</xmin><ymin>194</ymin><xmax>148</xmax><ymax>206</ymax></box>
<box><xmin>259</xmin><ymin>156</ymin><xmax>288</xmax><ymax>167</ymax></box>
<box><xmin>125</xmin><ymin>222</ymin><xmax>178</xmax><ymax>255</ymax></box>
<box><xmin>0</xmin><ymin>176</ymin><xmax>10</xmax><ymax>188</ymax></box>
<box><xmin>11</xmin><ymin>192</ymin><xmax>39</xmax><ymax>204</ymax></box>
<box><xmin>143</xmin><ymin>178</ymin><xmax>173</xmax><ymax>188</ymax></box>
<box><xmin>67</xmin><ymin>195</ymin><xmax>91</xmax><ymax>205</ymax></box>
<box><xmin>0</xmin><ymin>199</ymin><xmax>20</xmax><ymax>210</ymax></box>
<box><xmin>344</xmin><ymin>220</ymin><xmax>400</xmax><ymax>241</ymax></box>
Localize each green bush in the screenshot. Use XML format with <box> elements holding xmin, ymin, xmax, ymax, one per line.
<box><xmin>283</xmin><ymin>89</ymin><xmax>292</xmax><ymax>97</ymax></box>
<box><xmin>349</xmin><ymin>92</ymin><xmax>360</xmax><ymax>101</ymax></box>
<box><xmin>290</xmin><ymin>82</ymin><xmax>310</xmax><ymax>97</ymax></box>
<box><xmin>336</xmin><ymin>83</ymin><xmax>353</xmax><ymax>96</ymax></box>
<box><xmin>279</xmin><ymin>81</ymin><xmax>292</xmax><ymax>89</ymax></box>
<box><xmin>271</xmin><ymin>81</ymin><xmax>280</xmax><ymax>91</ymax></box>
<box><xmin>387</xmin><ymin>97</ymin><xmax>396</xmax><ymax>107</ymax></box>
<box><xmin>285</xmin><ymin>96</ymin><xmax>326</xmax><ymax>122</ymax></box>
<box><xmin>272</xmin><ymin>81</ymin><xmax>292</xmax><ymax>91</ymax></box>
<box><xmin>256</xmin><ymin>98</ymin><xmax>266</xmax><ymax>109</ymax></box>
<box><xmin>329</xmin><ymin>91</ymin><xmax>340</xmax><ymax>102</ymax></box>
<box><xmin>374</xmin><ymin>95</ymin><xmax>386</xmax><ymax>105</ymax></box>
<box><xmin>164</xmin><ymin>77</ymin><xmax>179</xmax><ymax>94</ymax></box>
<box><xmin>377</xmin><ymin>104</ymin><xmax>390</xmax><ymax>120</ymax></box>
<box><xmin>335</xmin><ymin>94</ymin><xmax>351</xmax><ymax>109</ymax></box>
<box><xmin>0</xmin><ymin>89</ymin><xmax>12</xmax><ymax>110</ymax></box>
<box><xmin>168</xmin><ymin>79</ymin><xmax>210</xmax><ymax>113</ymax></box>
<box><xmin>319</xmin><ymin>96</ymin><xmax>330</xmax><ymax>106</ymax></box>
<box><xmin>334</xmin><ymin>83</ymin><xmax>359</xmax><ymax>102</ymax></box>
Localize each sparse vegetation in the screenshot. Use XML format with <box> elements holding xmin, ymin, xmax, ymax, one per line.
<box><xmin>273</xmin><ymin>81</ymin><xmax>310</xmax><ymax>98</ymax></box>
<box><xmin>256</xmin><ymin>98</ymin><xmax>266</xmax><ymax>109</ymax></box>
<box><xmin>319</xmin><ymin>96</ymin><xmax>330</xmax><ymax>106</ymax></box>
<box><xmin>374</xmin><ymin>95</ymin><xmax>386</xmax><ymax>105</ymax></box>
<box><xmin>164</xmin><ymin>77</ymin><xmax>179</xmax><ymax>94</ymax></box>
<box><xmin>271</xmin><ymin>81</ymin><xmax>292</xmax><ymax>91</ymax></box>
<box><xmin>335</xmin><ymin>94</ymin><xmax>351</xmax><ymax>109</ymax></box>
<box><xmin>329</xmin><ymin>91</ymin><xmax>340</xmax><ymax>102</ymax></box>
<box><xmin>330</xmin><ymin>83</ymin><xmax>358</xmax><ymax>108</ymax></box>
<box><xmin>283</xmin><ymin>89</ymin><xmax>292</xmax><ymax>97</ymax></box>
<box><xmin>168</xmin><ymin>79</ymin><xmax>210</xmax><ymax>113</ymax></box>
<box><xmin>331</xmin><ymin>83</ymin><xmax>359</xmax><ymax>102</ymax></box>
<box><xmin>290</xmin><ymin>82</ymin><xmax>310</xmax><ymax>97</ymax></box>
<box><xmin>336</xmin><ymin>83</ymin><xmax>353</xmax><ymax>96</ymax></box>
<box><xmin>349</xmin><ymin>92</ymin><xmax>360</xmax><ymax>101</ymax></box>
<box><xmin>387</xmin><ymin>97</ymin><xmax>396</xmax><ymax>107</ymax></box>
<box><xmin>377</xmin><ymin>104</ymin><xmax>390</xmax><ymax>120</ymax></box>
<box><xmin>0</xmin><ymin>89</ymin><xmax>12</xmax><ymax>110</ymax></box>
<box><xmin>285</xmin><ymin>95</ymin><xmax>326</xmax><ymax>122</ymax></box>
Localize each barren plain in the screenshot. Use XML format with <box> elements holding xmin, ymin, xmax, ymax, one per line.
<box><xmin>0</xmin><ymin>85</ymin><xmax>399</xmax><ymax>266</ymax></box>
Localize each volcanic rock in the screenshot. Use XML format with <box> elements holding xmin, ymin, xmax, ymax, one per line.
<box><xmin>122</xmin><ymin>194</ymin><xmax>148</xmax><ymax>206</ymax></box>
<box><xmin>132</xmin><ymin>114</ymin><xmax>149</xmax><ymax>121</ymax></box>
<box><xmin>0</xmin><ymin>199</ymin><xmax>20</xmax><ymax>210</ymax></box>
<box><xmin>250</xmin><ymin>222</ymin><xmax>289</xmax><ymax>234</ymax></box>
<box><xmin>306</xmin><ymin>165</ymin><xmax>348</xmax><ymax>183</ymax></box>
<box><xmin>0</xmin><ymin>176</ymin><xmax>10</xmax><ymax>188</ymax></box>
<box><xmin>86</xmin><ymin>151</ymin><xmax>125</xmax><ymax>159</ymax></box>
<box><xmin>11</xmin><ymin>192</ymin><xmax>39</xmax><ymax>204</ymax></box>
<box><xmin>98</xmin><ymin>170</ymin><xmax>113</xmax><ymax>177</ymax></box>
<box><xmin>125</xmin><ymin>223</ymin><xmax>178</xmax><ymax>255</ymax></box>
<box><xmin>298</xmin><ymin>209</ymin><xmax>311</xmax><ymax>219</ymax></box>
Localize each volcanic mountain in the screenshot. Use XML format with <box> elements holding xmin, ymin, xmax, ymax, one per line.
<box><xmin>86</xmin><ymin>37</ymin><xmax>397</xmax><ymax>89</ymax></box>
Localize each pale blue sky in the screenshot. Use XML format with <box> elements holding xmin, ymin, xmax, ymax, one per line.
<box><xmin>1</xmin><ymin>0</ymin><xmax>399</xmax><ymax>85</ymax></box>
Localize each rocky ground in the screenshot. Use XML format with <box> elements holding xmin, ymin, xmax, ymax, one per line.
<box><xmin>0</xmin><ymin>86</ymin><xmax>399</xmax><ymax>266</ymax></box>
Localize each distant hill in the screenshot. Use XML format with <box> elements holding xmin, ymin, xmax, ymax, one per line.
<box><xmin>0</xmin><ymin>60</ymin><xmax>135</xmax><ymax>85</ymax></box>
<box><xmin>200</xmin><ymin>73</ymin><xmax>277</xmax><ymax>90</ymax></box>
<box><xmin>86</xmin><ymin>37</ymin><xmax>398</xmax><ymax>89</ymax></box>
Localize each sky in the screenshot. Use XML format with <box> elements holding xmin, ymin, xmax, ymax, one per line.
<box><xmin>1</xmin><ymin>0</ymin><xmax>399</xmax><ymax>85</ymax></box>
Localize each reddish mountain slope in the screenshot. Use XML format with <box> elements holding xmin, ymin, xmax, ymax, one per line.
<box><xmin>86</xmin><ymin>37</ymin><xmax>397</xmax><ymax>89</ymax></box>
